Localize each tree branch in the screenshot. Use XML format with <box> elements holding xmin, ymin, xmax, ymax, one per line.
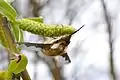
<box><xmin>30</xmin><ymin>0</ymin><xmax>49</xmax><ymax>17</ymax></box>
<box><xmin>21</xmin><ymin>69</ymin><xmax>31</xmax><ymax>80</ymax></box>
<box><xmin>101</xmin><ymin>0</ymin><xmax>116</xmax><ymax>80</ymax></box>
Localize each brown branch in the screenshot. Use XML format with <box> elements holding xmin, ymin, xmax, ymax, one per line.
<box><xmin>30</xmin><ymin>0</ymin><xmax>49</xmax><ymax>17</ymax></box>
<box><xmin>51</xmin><ymin>58</ymin><xmax>63</xmax><ymax>80</ymax></box>
<box><xmin>36</xmin><ymin>53</ymin><xmax>63</xmax><ymax>80</ymax></box>
<box><xmin>34</xmin><ymin>51</ymin><xmax>64</xmax><ymax>80</ymax></box>
<box><xmin>30</xmin><ymin>0</ymin><xmax>40</xmax><ymax>17</ymax></box>
<box><xmin>101</xmin><ymin>0</ymin><xmax>116</xmax><ymax>80</ymax></box>
<box><xmin>21</xmin><ymin>69</ymin><xmax>31</xmax><ymax>80</ymax></box>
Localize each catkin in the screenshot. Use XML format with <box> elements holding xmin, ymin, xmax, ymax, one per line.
<box><xmin>26</xmin><ymin>17</ymin><xmax>43</xmax><ymax>23</ymax></box>
<box><xmin>16</xmin><ymin>19</ymin><xmax>75</xmax><ymax>37</ymax></box>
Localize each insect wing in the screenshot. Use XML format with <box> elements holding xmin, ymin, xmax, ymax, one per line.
<box><xmin>17</xmin><ymin>42</ymin><xmax>51</xmax><ymax>48</ymax></box>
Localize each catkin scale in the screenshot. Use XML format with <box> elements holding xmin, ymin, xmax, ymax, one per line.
<box><xmin>16</xmin><ymin>19</ymin><xmax>75</xmax><ymax>37</ymax></box>
<box><xmin>26</xmin><ymin>17</ymin><xmax>43</xmax><ymax>23</ymax></box>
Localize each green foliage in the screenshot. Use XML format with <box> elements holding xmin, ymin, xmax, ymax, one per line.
<box><xmin>10</xmin><ymin>22</ymin><xmax>23</xmax><ymax>42</ymax></box>
<box><xmin>0</xmin><ymin>0</ymin><xmax>23</xmax><ymax>47</ymax></box>
<box><xmin>0</xmin><ymin>1</ymin><xmax>27</xmax><ymax>79</ymax></box>
<box><xmin>0</xmin><ymin>0</ymin><xmax>17</xmax><ymax>22</ymax></box>
<box><xmin>0</xmin><ymin>70</ymin><xmax>12</xmax><ymax>80</ymax></box>
<box><xmin>0</xmin><ymin>14</ymin><xmax>11</xmax><ymax>48</ymax></box>
<box><xmin>0</xmin><ymin>23</ymin><xmax>9</xmax><ymax>48</ymax></box>
<box><xmin>8</xmin><ymin>54</ymin><xmax>28</xmax><ymax>74</ymax></box>
<box><xmin>0</xmin><ymin>71</ymin><xmax>7</xmax><ymax>80</ymax></box>
<box><xmin>0</xmin><ymin>54</ymin><xmax>28</xmax><ymax>80</ymax></box>
<box><xmin>17</xmin><ymin>19</ymin><xmax>76</xmax><ymax>37</ymax></box>
<box><xmin>0</xmin><ymin>15</ymin><xmax>19</xmax><ymax>53</ymax></box>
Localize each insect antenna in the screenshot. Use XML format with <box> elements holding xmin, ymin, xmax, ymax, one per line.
<box><xmin>70</xmin><ymin>25</ymin><xmax>85</xmax><ymax>37</ymax></box>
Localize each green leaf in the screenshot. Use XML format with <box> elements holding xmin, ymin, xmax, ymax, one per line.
<box><xmin>0</xmin><ymin>71</ymin><xmax>11</xmax><ymax>80</ymax></box>
<box><xmin>4</xmin><ymin>0</ymin><xmax>14</xmax><ymax>3</ymax></box>
<box><xmin>8</xmin><ymin>54</ymin><xmax>28</xmax><ymax>74</ymax></box>
<box><xmin>0</xmin><ymin>0</ymin><xmax>17</xmax><ymax>22</ymax></box>
<box><xmin>0</xmin><ymin>14</ymin><xmax>9</xmax><ymax>48</ymax></box>
<box><xmin>13</xmin><ymin>54</ymin><xmax>28</xmax><ymax>74</ymax></box>
<box><xmin>10</xmin><ymin>22</ymin><xmax>23</xmax><ymax>51</ymax></box>
<box><xmin>0</xmin><ymin>14</ymin><xmax>18</xmax><ymax>52</ymax></box>
<box><xmin>0</xmin><ymin>71</ymin><xmax>7</xmax><ymax>80</ymax></box>
<box><xmin>10</xmin><ymin>22</ymin><xmax>23</xmax><ymax>42</ymax></box>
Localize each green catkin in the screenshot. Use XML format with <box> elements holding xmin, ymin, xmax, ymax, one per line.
<box><xmin>26</xmin><ymin>17</ymin><xmax>43</xmax><ymax>23</ymax></box>
<box><xmin>16</xmin><ymin>19</ymin><xmax>76</xmax><ymax>37</ymax></box>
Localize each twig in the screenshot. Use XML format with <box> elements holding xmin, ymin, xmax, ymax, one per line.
<box><xmin>101</xmin><ymin>0</ymin><xmax>116</xmax><ymax>80</ymax></box>
<box><xmin>21</xmin><ymin>69</ymin><xmax>31</xmax><ymax>80</ymax></box>
<box><xmin>64</xmin><ymin>0</ymin><xmax>77</xmax><ymax>25</ymax></box>
<box><xmin>30</xmin><ymin>0</ymin><xmax>49</xmax><ymax>17</ymax></box>
<box><xmin>51</xmin><ymin>58</ymin><xmax>62</xmax><ymax>80</ymax></box>
<box><xmin>33</xmin><ymin>51</ymin><xmax>63</xmax><ymax>80</ymax></box>
<box><xmin>33</xmin><ymin>51</ymin><xmax>39</xmax><ymax>80</ymax></box>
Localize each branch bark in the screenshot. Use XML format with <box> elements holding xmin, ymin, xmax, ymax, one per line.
<box><xmin>51</xmin><ymin>58</ymin><xmax>63</xmax><ymax>80</ymax></box>
<box><xmin>30</xmin><ymin>0</ymin><xmax>49</xmax><ymax>17</ymax></box>
<box><xmin>21</xmin><ymin>69</ymin><xmax>31</xmax><ymax>80</ymax></box>
<box><xmin>101</xmin><ymin>0</ymin><xmax>116</xmax><ymax>80</ymax></box>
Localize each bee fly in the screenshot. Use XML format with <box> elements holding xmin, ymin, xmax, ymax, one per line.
<box><xmin>17</xmin><ymin>25</ymin><xmax>85</xmax><ymax>63</ymax></box>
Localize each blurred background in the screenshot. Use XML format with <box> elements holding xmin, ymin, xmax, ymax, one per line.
<box><xmin>1</xmin><ymin>0</ymin><xmax>120</xmax><ymax>80</ymax></box>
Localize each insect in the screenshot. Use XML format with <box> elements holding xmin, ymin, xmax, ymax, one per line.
<box><xmin>17</xmin><ymin>25</ymin><xmax>85</xmax><ymax>63</ymax></box>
